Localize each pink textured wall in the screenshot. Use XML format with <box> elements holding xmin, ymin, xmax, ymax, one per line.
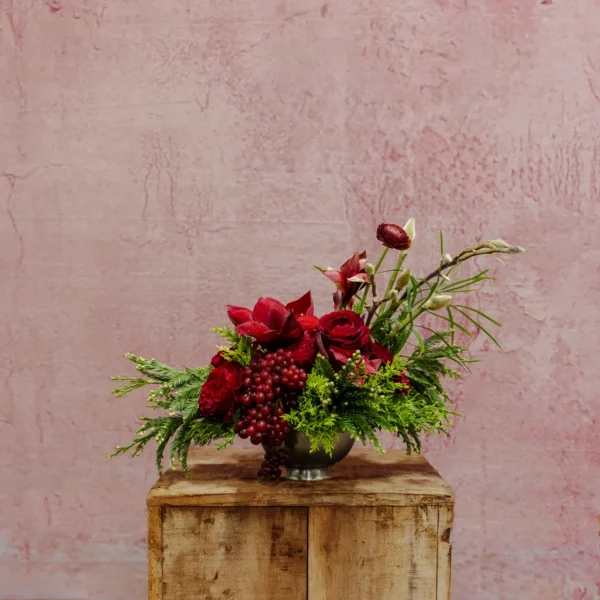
<box><xmin>1</xmin><ymin>0</ymin><xmax>599</xmax><ymax>598</ymax></box>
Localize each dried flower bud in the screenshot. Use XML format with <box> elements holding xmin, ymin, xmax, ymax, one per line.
<box><xmin>395</xmin><ymin>267</ymin><xmax>411</xmax><ymax>290</ymax></box>
<box><xmin>365</xmin><ymin>262</ymin><xmax>375</xmax><ymax>275</ymax></box>
<box><xmin>403</xmin><ymin>217</ymin><xmax>416</xmax><ymax>243</ymax></box>
<box><xmin>376</xmin><ymin>223</ymin><xmax>411</xmax><ymax>251</ymax></box>
<box><xmin>423</xmin><ymin>294</ymin><xmax>453</xmax><ymax>311</ymax></box>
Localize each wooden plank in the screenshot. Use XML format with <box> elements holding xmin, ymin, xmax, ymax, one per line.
<box><xmin>436</xmin><ymin>505</ymin><xmax>453</xmax><ymax>600</ymax></box>
<box><xmin>308</xmin><ymin>506</ymin><xmax>440</xmax><ymax>600</ymax></box>
<box><xmin>147</xmin><ymin>449</ymin><xmax>454</xmax><ymax>508</ymax></box>
<box><xmin>147</xmin><ymin>506</ymin><xmax>163</xmax><ymax>600</ymax></box>
<box><xmin>161</xmin><ymin>507</ymin><xmax>307</xmax><ymax>600</ymax></box>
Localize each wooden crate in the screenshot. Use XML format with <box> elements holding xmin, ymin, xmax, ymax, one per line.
<box><xmin>147</xmin><ymin>448</ymin><xmax>454</xmax><ymax>600</ymax></box>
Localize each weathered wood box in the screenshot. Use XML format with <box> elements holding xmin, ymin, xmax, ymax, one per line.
<box><xmin>147</xmin><ymin>448</ymin><xmax>454</xmax><ymax>600</ymax></box>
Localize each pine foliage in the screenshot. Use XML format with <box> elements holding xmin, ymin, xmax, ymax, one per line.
<box><xmin>110</xmin><ymin>354</ymin><xmax>232</xmax><ymax>475</ymax></box>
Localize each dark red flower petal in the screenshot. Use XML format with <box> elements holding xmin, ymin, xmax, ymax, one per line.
<box><xmin>297</xmin><ymin>314</ymin><xmax>319</xmax><ymax>331</ymax></box>
<box><xmin>278</xmin><ymin>313</ymin><xmax>304</xmax><ymax>342</ymax></box>
<box><xmin>252</xmin><ymin>297</ymin><xmax>290</xmax><ymax>333</ymax></box>
<box><xmin>339</xmin><ymin>251</ymin><xmax>367</xmax><ymax>278</ymax></box>
<box><xmin>210</xmin><ymin>351</ymin><xmax>227</xmax><ymax>368</ymax></box>
<box><xmin>226</xmin><ymin>305</ymin><xmax>253</xmax><ymax>326</ymax></box>
<box><xmin>237</xmin><ymin>321</ymin><xmax>278</xmax><ymax>342</ymax></box>
<box><xmin>328</xmin><ymin>345</ymin><xmax>355</xmax><ymax>363</ymax></box>
<box><xmin>318</xmin><ymin>268</ymin><xmax>346</xmax><ymax>291</ymax></box>
<box><xmin>370</xmin><ymin>342</ymin><xmax>393</xmax><ymax>364</ymax></box>
<box><xmin>288</xmin><ymin>331</ymin><xmax>318</xmax><ymax>365</ymax></box>
<box><xmin>286</xmin><ymin>291</ymin><xmax>315</xmax><ymax>317</ymax></box>
<box><xmin>198</xmin><ymin>366</ymin><xmax>235</xmax><ymax>418</ymax></box>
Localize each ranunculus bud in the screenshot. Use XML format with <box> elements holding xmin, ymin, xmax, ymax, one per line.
<box><xmin>394</xmin><ymin>267</ymin><xmax>411</xmax><ymax>290</ymax></box>
<box><xmin>365</xmin><ymin>262</ymin><xmax>375</xmax><ymax>275</ymax></box>
<box><xmin>423</xmin><ymin>294</ymin><xmax>453</xmax><ymax>311</ymax></box>
<box><xmin>403</xmin><ymin>217</ymin><xmax>416</xmax><ymax>242</ymax></box>
<box><xmin>376</xmin><ymin>223</ymin><xmax>412</xmax><ymax>251</ymax></box>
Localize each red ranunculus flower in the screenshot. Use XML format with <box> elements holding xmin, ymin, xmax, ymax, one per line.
<box><xmin>226</xmin><ymin>296</ymin><xmax>306</xmax><ymax>345</ymax></box>
<box><xmin>316</xmin><ymin>310</ymin><xmax>371</xmax><ymax>366</ymax></box>
<box><xmin>376</xmin><ymin>223</ymin><xmax>411</xmax><ymax>251</ymax></box>
<box><xmin>198</xmin><ymin>361</ymin><xmax>242</xmax><ymax>422</ymax></box>
<box><xmin>317</xmin><ymin>251</ymin><xmax>369</xmax><ymax>309</ymax></box>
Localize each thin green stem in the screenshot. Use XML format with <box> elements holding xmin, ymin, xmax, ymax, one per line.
<box><xmin>384</xmin><ymin>251</ymin><xmax>406</xmax><ymax>298</ymax></box>
<box><xmin>357</xmin><ymin>248</ymin><xmax>389</xmax><ymax>314</ymax></box>
<box><xmin>373</xmin><ymin>247</ymin><xmax>389</xmax><ymax>273</ymax></box>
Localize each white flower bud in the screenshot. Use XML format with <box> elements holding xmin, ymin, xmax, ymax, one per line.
<box><xmin>394</xmin><ymin>267</ymin><xmax>411</xmax><ymax>291</ymax></box>
<box><xmin>442</xmin><ymin>253</ymin><xmax>452</xmax><ymax>265</ymax></box>
<box><xmin>423</xmin><ymin>294</ymin><xmax>453</xmax><ymax>311</ymax></box>
<box><xmin>403</xmin><ymin>217</ymin><xmax>416</xmax><ymax>242</ymax></box>
<box><xmin>484</xmin><ymin>239</ymin><xmax>525</xmax><ymax>254</ymax></box>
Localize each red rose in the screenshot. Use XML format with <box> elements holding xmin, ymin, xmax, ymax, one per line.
<box><xmin>317</xmin><ymin>310</ymin><xmax>371</xmax><ymax>366</ymax></box>
<box><xmin>198</xmin><ymin>362</ymin><xmax>242</xmax><ymax>421</ymax></box>
<box><xmin>376</xmin><ymin>223</ymin><xmax>411</xmax><ymax>251</ymax></box>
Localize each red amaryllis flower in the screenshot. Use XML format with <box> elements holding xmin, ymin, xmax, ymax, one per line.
<box><xmin>285</xmin><ymin>291</ymin><xmax>319</xmax><ymax>331</ymax></box>
<box><xmin>198</xmin><ymin>361</ymin><xmax>242</xmax><ymax>422</ymax></box>
<box><xmin>317</xmin><ymin>251</ymin><xmax>369</xmax><ymax>309</ymax></box>
<box><xmin>226</xmin><ymin>296</ymin><xmax>304</xmax><ymax>344</ymax></box>
<box><xmin>316</xmin><ymin>310</ymin><xmax>371</xmax><ymax>366</ymax></box>
<box><xmin>376</xmin><ymin>223</ymin><xmax>411</xmax><ymax>251</ymax></box>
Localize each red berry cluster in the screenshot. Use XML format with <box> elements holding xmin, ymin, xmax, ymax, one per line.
<box><xmin>258</xmin><ymin>449</ymin><xmax>292</xmax><ymax>481</ymax></box>
<box><xmin>233</xmin><ymin>348</ymin><xmax>308</xmax><ymax>480</ymax></box>
<box><xmin>237</xmin><ymin>348</ymin><xmax>307</xmax><ymax>408</ymax></box>
<box><xmin>234</xmin><ymin>404</ymin><xmax>290</xmax><ymax>446</ymax></box>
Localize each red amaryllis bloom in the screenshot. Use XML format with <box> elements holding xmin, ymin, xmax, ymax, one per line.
<box><xmin>285</xmin><ymin>291</ymin><xmax>319</xmax><ymax>331</ymax></box>
<box><xmin>317</xmin><ymin>251</ymin><xmax>369</xmax><ymax>309</ymax></box>
<box><xmin>198</xmin><ymin>361</ymin><xmax>242</xmax><ymax>422</ymax></box>
<box><xmin>226</xmin><ymin>296</ymin><xmax>305</xmax><ymax>344</ymax></box>
<box><xmin>376</xmin><ymin>223</ymin><xmax>411</xmax><ymax>251</ymax></box>
<box><xmin>316</xmin><ymin>310</ymin><xmax>371</xmax><ymax>366</ymax></box>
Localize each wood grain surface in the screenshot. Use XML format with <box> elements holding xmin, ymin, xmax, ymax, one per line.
<box><xmin>147</xmin><ymin>448</ymin><xmax>454</xmax><ymax>508</ymax></box>
<box><xmin>308</xmin><ymin>506</ymin><xmax>441</xmax><ymax>600</ymax></box>
<box><xmin>159</xmin><ymin>507</ymin><xmax>307</xmax><ymax>600</ymax></box>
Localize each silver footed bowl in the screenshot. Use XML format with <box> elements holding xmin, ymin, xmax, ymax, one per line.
<box><xmin>264</xmin><ymin>431</ymin><xmax>354</xmax><ymax>481</ymax></box>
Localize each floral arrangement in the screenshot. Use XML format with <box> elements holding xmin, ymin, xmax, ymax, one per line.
<box><xmin>111</xmin><ymin>219</ymin><xmax>523</xmax><ymax>480</ymax></box>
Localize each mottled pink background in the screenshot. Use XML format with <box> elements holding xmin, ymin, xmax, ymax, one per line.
<box><xmin>1</xmin><ymin>0</ymin><xmax>599</xmax><ymax>598</ymax></box>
